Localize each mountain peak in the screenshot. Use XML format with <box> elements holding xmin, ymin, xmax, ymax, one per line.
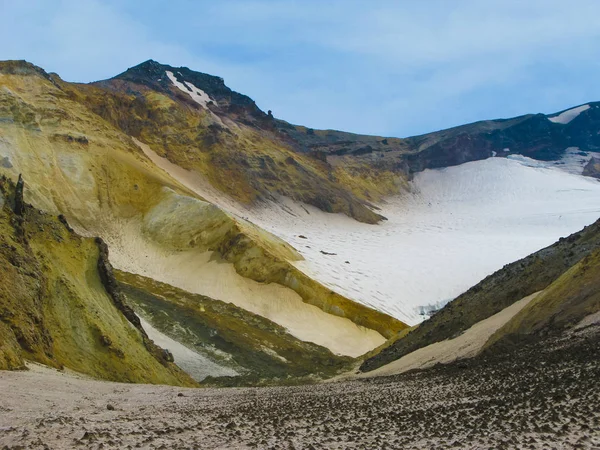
<box><xmin>108</xmin><ymin>60</ymin><xmax>259</xmax><ymax>112</ymax></box>
<box><xmin>112</xmin><ymin>60</ymin><xmax>224</xmax><ymax>92</ymax></box>
<box><xmin>0</xmin><ymin>60</ymin><xmax>50</xmax><ymax>78</ymax></box>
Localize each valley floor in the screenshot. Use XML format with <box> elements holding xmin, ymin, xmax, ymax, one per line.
<box><xmin>0</xmin><ymin>325</ymin><xmax>598</xmax><ymax>449</ymax></box>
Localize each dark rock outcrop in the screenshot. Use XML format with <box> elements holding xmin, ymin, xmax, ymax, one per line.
<box><xmin>94</xmin><ymin>237</ymin><xmax>144</xmax><ymax>334</ymax></box>
<box><xmin>14</xmin><ymin>174</ymin><xmax>24</xmax><ymax>216</ymax></box>
<box><xmin>583</xmin><ymin>157</ymin><xmax>600</xmax><ymax>179</ymax></box>
<box><xmin>108</xmin><ymin>59</ymin><xmax>267</xmax><ymax>124</ymax></box>
<box><xmin>94</xmin><ymin>237</ymin><xmax>186</xmax><ymax>367</ymax></box>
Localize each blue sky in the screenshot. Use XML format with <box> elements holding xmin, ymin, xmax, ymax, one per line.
<box><xmin>2</xmin><ymin>0</ymin><xmax>600</xmax><ymax>137</ymax></box>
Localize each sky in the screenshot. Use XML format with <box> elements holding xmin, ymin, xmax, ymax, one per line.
<box><xmin>2</xmin><ymin>0</ymin><xmax>600</xmax><ymax>137</ymax></box>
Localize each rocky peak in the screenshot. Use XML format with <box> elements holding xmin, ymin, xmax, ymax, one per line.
<box><xmin>110</xmin><ymin>60</ymin><xmax>262</xmax><ymax>115</ymax></box>
<box><xmin>0</xmin><ymin>60</ymin><xmax>53</xmax><ymax>80</ymax></box>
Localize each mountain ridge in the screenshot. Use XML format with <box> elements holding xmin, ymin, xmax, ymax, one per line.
<box><xmin>1</xmin><ymin>58</ymin><xmax>599</xmax><ymax>387</ymax></box>
<box><xmin>104</xmin><ymin>59</ymin><xmax>600</xmax><ymax>173</ymax></box>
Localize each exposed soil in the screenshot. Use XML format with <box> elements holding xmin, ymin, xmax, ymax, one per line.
<box><xmin>1</xmin><ymin>325</ymin><xmax>598</xmax><ymax>449</ymax></box>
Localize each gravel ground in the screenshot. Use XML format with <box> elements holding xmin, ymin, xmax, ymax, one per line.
<box><xmin>0</xmin><ymin>325</ymin><xmax>598</xmax><ymax>449</ymax></box>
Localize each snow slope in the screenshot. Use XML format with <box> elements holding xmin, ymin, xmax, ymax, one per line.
<box><xmin>135</xmin><ymin>138</ymin><xmax>600</xmax><ymax>326</ymax></box>
<box><xmin>234</xmin><ymin>157</ymin><xmax>600</xmax><ymax>325</ymax></box>
<box><xmin>548</xmin><ymin>104</ymin><xmax>590</xmax><ymax>124</ymax></box>
<box><xmin>165</xmin><ymin>70</ymin><xmax>213</xmax><ymax>107</ymax></box>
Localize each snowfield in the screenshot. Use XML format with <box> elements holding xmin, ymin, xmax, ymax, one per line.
<box><xmin>547</xmin><ymin>104</ymin><xmax>590</xmax><ymax>124</ymax></box>
<box><xmin>135</xmin><ymin>138</ymin><xmax>600</xmax><ymax>326</ymax></box>
<box><xmin>239</xmin><ymin>157</ymin><xmax>600</xmax><ymax>325</ymax></box>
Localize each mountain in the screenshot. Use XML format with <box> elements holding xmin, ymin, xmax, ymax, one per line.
<box><xmin>278</xmin><ymin>102</ymin><xmax>600</xmax><ymax>170</ymax></box>
<box><xmin>85</xmin><ymin>59</ymin><xmax>600</xmax><ymax>323</ymax></box>
<box><xmin>109</xmin><ymin>60</ymin><xmax>600</xmax><ymax>180</ymax></box>
<box><xmin>85</xmin><ymin>59</ymin><xmax>600</xmax><ymax>217</ymax></box>
<box><xmin>1</xmin><ymin>58</ymin><xmax>599</xmax><ymax>385</ymax></box>
<box><xmin>0</xmin><ymin>59</ymin><xmax>407</xmax><ymax>384</ymax></box>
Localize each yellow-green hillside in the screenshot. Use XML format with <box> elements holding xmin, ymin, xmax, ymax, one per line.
<box><xmin>0</xmin><ymin>176</ymin><xmax>194</xmax><ymax>386</ymax></box>
<box><xmin>485</xmin><ymin>247</ymin><xmax>600</xmax><ymax>350</ymax></box>
<box><xmin>116</xmin><ymin>271</ymin><xmax>354</xmax><ymax>384</ymax></box>
<box><xmin>0</xmin><ymin>60</ymin><xmax>405</xmax><ymax>358</ymax></box>
<box><xmin>64</xmin><ymin>76</ymin><xmax>388</xmax><ymax>224</ymax></box>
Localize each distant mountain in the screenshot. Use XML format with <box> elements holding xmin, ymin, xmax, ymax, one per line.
<box><xmin>277</xmin><ymin>102</ymin><xmax>600</xmax><ymax>170</ymax></box>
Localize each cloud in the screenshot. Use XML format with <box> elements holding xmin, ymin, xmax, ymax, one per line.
<box><xmin>2</xmin><ymin>0</ymin><xmax>600</xmax><ymax>136</ymax></box>
<box><xmin>1</xmin><ymin>0</ymin><xmax>239</xmax><ymax>82</ymax></box>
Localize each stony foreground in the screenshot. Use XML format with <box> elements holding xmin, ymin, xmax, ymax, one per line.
<box><xmin>1</xmin><ymin>326</ymin><xmax>599</xmax><ymax>450</ymax></box>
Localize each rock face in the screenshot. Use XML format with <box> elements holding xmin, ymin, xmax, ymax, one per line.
<box><xmin>584</xmin><ymin>156</ymin><xmax>600</xmax><ymax>178</ymax></box>
<box><xmin>111</xmin><ymin>60</ymin><xmax>265</xmax><ymax>122</ymax></box>
<box><xmin>13</xmin><ymin>174</ymin><xmax>24</xmax><ymax>216</ymax></box>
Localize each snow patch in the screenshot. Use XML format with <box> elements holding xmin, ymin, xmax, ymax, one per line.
<box><xmin>165</xmin><ymin>70</ymin><xmax>214</xmax><ymax>108</ymax></box>
<box><xmin>139</xmin><ymin>317</ymin><xmax>238</xmax><ymax>381</ymax></box>
<box><xmin>548</xmin><ymin>104</ymin><xmax>590</xmax><ymax>124</ymax></box>
<box><xmin>507</xmin><ymin>148</ymin><xmax>600</xmax><ymax>176</ymax></box>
